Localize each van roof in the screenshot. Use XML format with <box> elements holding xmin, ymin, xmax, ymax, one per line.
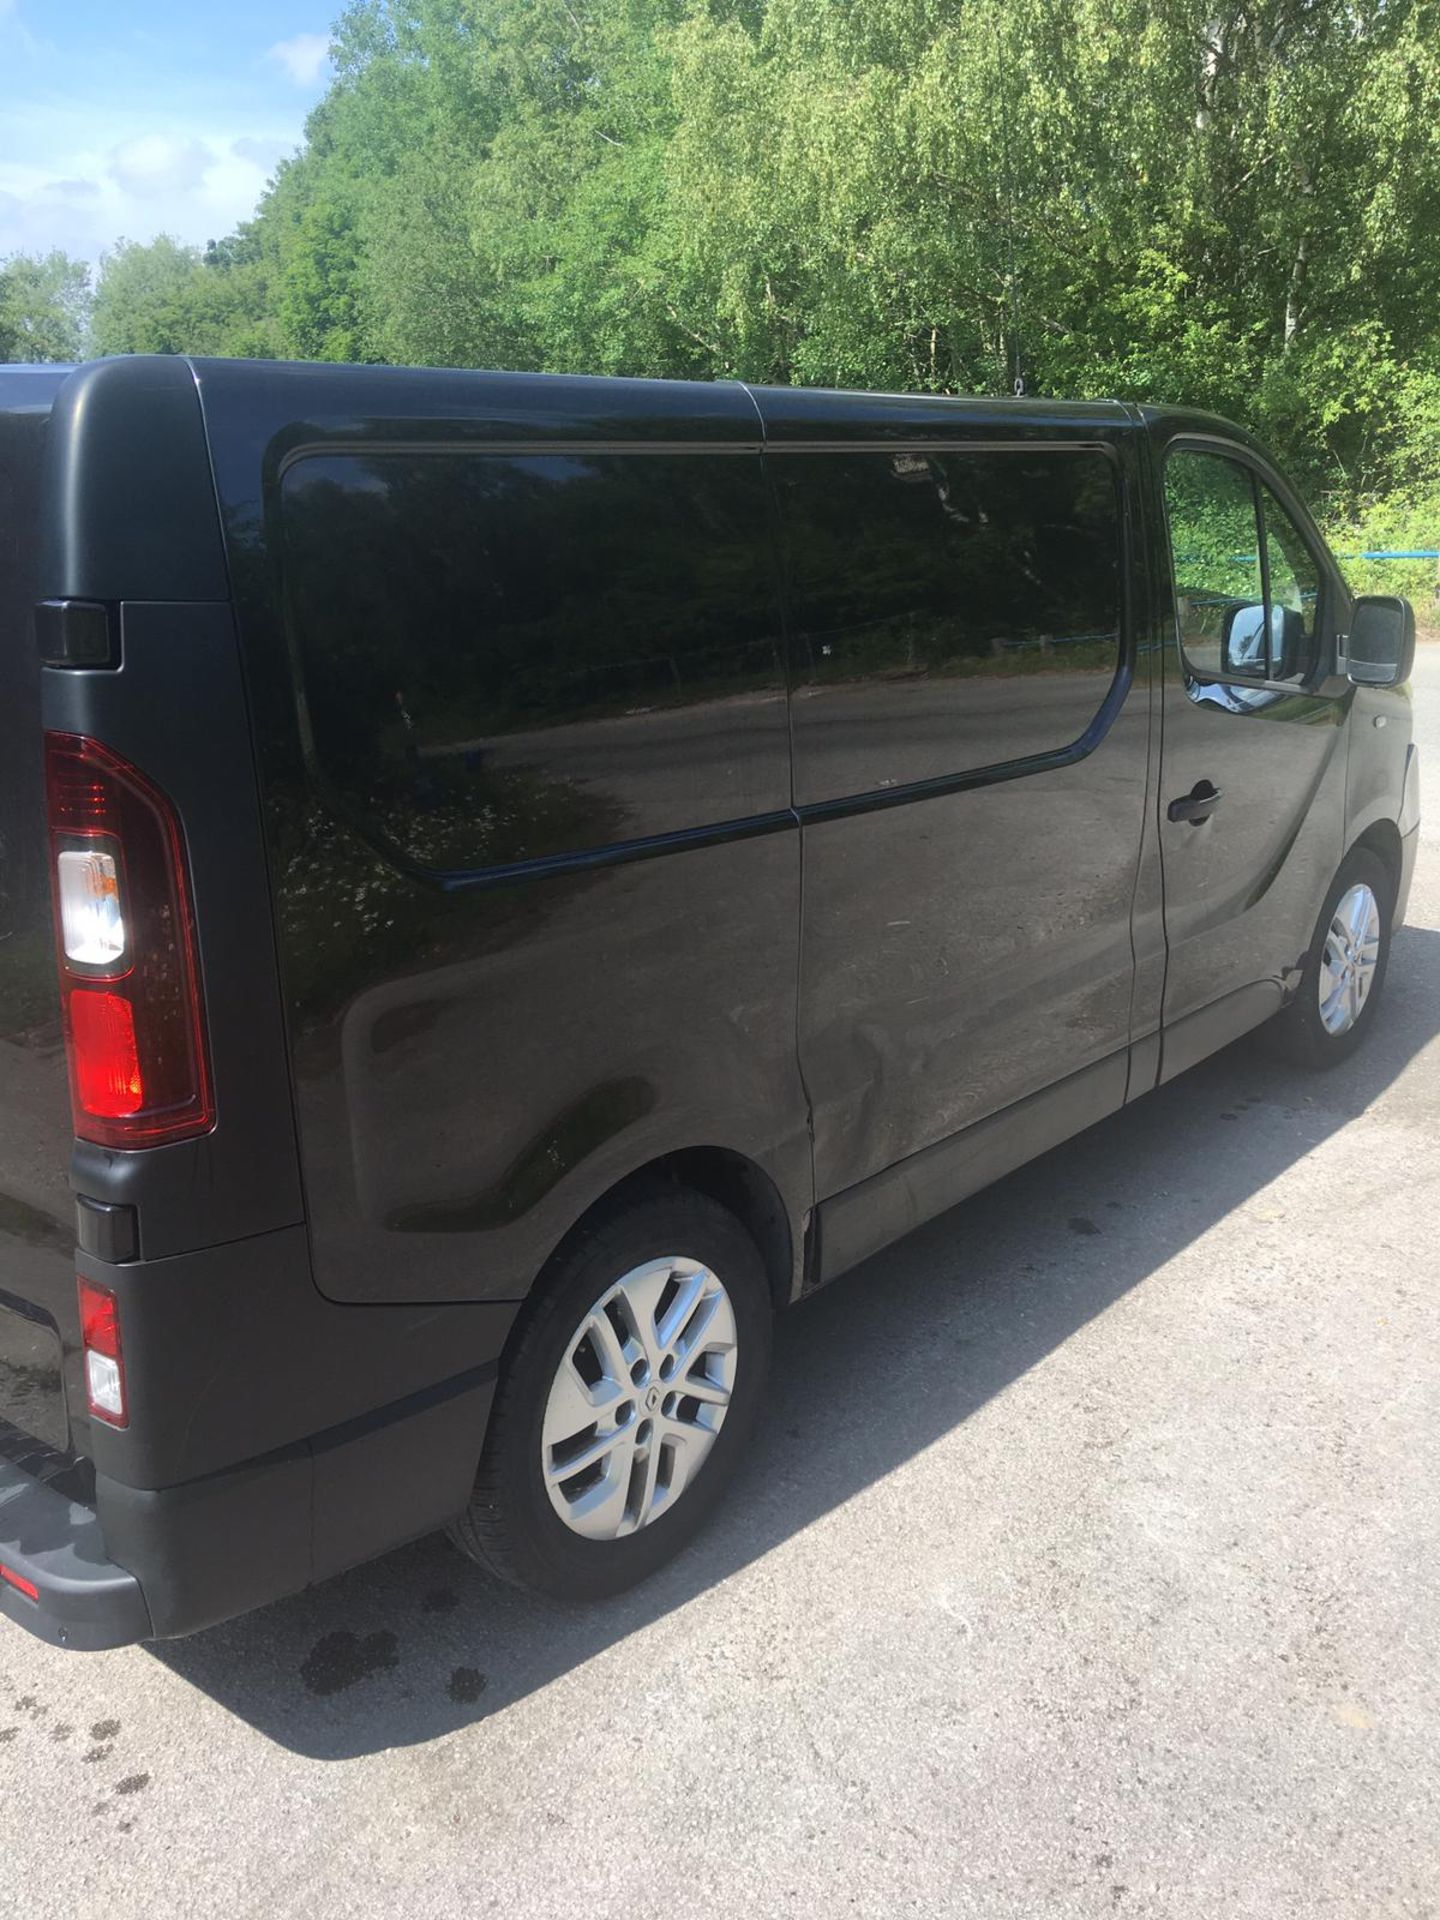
<box><xmin>7</xmin><ymin>357</ymin><xmax>1253</xmax><ymax>446</ymax></box>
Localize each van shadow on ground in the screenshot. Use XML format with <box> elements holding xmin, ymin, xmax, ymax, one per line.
<box><xmin>151</xmin><ymin>922</ymin><xmax>1440</xmax><ymax>1759</ymax></box>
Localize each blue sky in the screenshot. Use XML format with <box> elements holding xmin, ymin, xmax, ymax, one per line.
<box><xmin>0</xmin><ymin>0</ymin><xmax>334</xmax><ymax>263</ymax></box>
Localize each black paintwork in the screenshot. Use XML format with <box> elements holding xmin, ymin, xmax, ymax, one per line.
<box><xmin>0</xmin><ymin>359</ymin><xmax>1416</xmax><ymax>1650</ymax></box>
<box><xmin>0</xmin><ymin>370</ymin><xmax>80</xmax><ymax>1472</ymax></box>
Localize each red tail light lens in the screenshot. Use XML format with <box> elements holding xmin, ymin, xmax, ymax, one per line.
<box><xmin>46</xmin><ymin>733</ymin><xmax>213</xmax><ymax>1148</ymax></box>
<box><xmin>78</xmin><ymin>1275</ymin><xmax>127</xmax><ymax>1426</ymax></box>
<box><xmin>68</xmin><ymin>990</ymin><xmax>144</xmax><ymax>1117</ymax></box>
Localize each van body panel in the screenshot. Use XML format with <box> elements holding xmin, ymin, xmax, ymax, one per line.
<box><xmin>1157</xmin><ymin>981</ymin><xmax>1288</xmax><ymax>1085</ymax></box>
<box><xmin>74</xmin><ymin>1225</ymin><xmax>517</xmax><ymax>1489</ymax></box>
<box><xmin>94</xmin><ymin>1352</ymin><xmax>498</xmax><ymax>1638</ymax></box>
<box><xmin>42</xmin><ymin>601</ymin><xmax>306</xmax><ymax>1259</ymax></box>
<box><xmin>751</xmin><ymin>384</ymin><xmax>1133</xmax><ymax>441</ymax></box>
<box><xmin>190</xmin><ymin>362</ymin><xmax>811</xmax><ymax>1308</ymax></box>
<box><xmin>817</xmin><ymin>1048</ymin><xmax>1129</xmax><ymax>1283</ymax></box>
<box><xmin>1143</xmin><ymin>416</ymin><xmax>1363</xmax><ymax>1032</ymax></box>
<box><xmin>1345</xmin><ymin>687</ymin><xmax>1418</xmax><ymax>860</ymax></box>
<box><xmin>285</xmin><ymin>834</ymin><xmax>810</xmax><ymax>1306</ymax></box>
<box><xmin>796</xmin><ymin>725</ymin><xmax>1151</xmax><ymax>1197</ymax></box>
<box><xmin>38</xmin><ymin>356</ymin><xmax>228</xmax><ymax>603</ymax></box>
<box><xmin>764</xmin><ymin>419</ymin><xmax>1151</xmax><ymax>1199</ymax></box>
<box><xmin>1158</xmin><ymin>683</ymin><xmax>1348</xmax><ymax>1022</ymax></box>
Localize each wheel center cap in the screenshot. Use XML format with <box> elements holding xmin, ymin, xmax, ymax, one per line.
<box><xmin>646</xmin><ymin>1386</ymin><xmax>661</xmax><ymax>1412</ymax></box>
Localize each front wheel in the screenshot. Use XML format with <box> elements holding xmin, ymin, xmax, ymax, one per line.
<box><xmin>450</xmin><ymin>1189</ymin><xmax>772</xmax><ymax>1599</ymax></box>
<box><xmin>1266</xmin><ymin>848</ymin><xmax>1394</xmax><ymax>1068</ymax></box>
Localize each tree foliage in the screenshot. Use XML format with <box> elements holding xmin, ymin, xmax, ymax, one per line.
<box><xmin>0</xmin><ymin>250</ymin><xmax>90</xmax><ymax>361</ymax></box>
<box><xmin>13</xmin><ymin>0</ymin><xmax>1440</xmax><ymax>524</ymax></box>
<box><xmin>89</xmin><ymin>233</ymin><xmax>281</xmax><ymax>358</ymax></box>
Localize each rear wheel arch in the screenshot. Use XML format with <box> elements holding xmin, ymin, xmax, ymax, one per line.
<box><xmin>508</xmin><ymin>1146</ymin><xmax>798</xmax><ymax>1368</ymax></box>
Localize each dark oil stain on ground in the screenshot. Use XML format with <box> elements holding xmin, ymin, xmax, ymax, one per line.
<box><xmin>421</xmin><ymin>1588</ymin><xmax>459</xmax><ymax>1614</ymax></box>
<box><xmin>1069</xmin><ymin>1216</ymin><xmax>1102</xmax><ymax>1236</ymax></box>
<box><xmin>83</xmin><ymin>1746</ymin><xmax>113</xmax><ymax>1763</ymax></box>
<box><xmin>91</xmin><ymin>1718</ymin><xmax>120</xmax><ymax>1740</ymax></box>
<box><xmin>447</xmin><ymin>1666</ymin><xmax>486</xmax><ymax>1704</ymax></box>
<box><xmin>0</xmin><ymin>1729</ymin><xmax>17</xmax><ymax>1745</ymax></box>
<box><xmin>115</xmin><ymin>1773</ymin><xmax>150</xmax><ymax>1796</ymax></box>
<box><xmin>301</xmin><ymin>1628</ymin><xmax>400</xmax><ymax>1696</ymax></box>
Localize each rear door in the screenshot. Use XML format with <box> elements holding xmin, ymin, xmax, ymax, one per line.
<box><xmin>1154</xmin><ymin>434</ymin><xmax>1350</xmax><ymax>1073</ymax></box>
<box><xmin>0</xmin><ymin>372</ymin><xmax>76</xmax><ymax>1462</ymax></box>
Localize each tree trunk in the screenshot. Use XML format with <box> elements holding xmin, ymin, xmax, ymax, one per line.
<box><xmin>1285</xmin><ymin>232</ymin><xmax>1309</xmax><ymax>353</ymax></box>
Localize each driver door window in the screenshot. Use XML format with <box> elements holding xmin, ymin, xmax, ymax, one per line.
<box><xmin>1164</xmin><ymin>449</ymin><xmax>1322</xmax><ymax>686</ymax></box>
<box><xmin>1258</xmin><ymin>482</ymin><xmax>1321</xmax><ymax>682</ymax></box>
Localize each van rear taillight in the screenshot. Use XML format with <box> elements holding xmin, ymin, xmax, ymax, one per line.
<box><xmin>45</xmin><ymin>733</ymin><xmax>213</xmax><ymax>1149</ymax></box>
<box><xmin>78</xmin><ymin>1276</ymin><xmax>127</xmax><ymax>1427</ymax></box>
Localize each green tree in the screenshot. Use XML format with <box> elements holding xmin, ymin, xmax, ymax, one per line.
<box><xmin>0</xmin><ymin>251</ymin><xmax>91</xmax><ymax>361</ymax></box>
<box><xmin>66</xmin><ymin>0</ymin><xmax>1440</xmax><ymax>534</ymax></box>
<box><xmin>91</xmin><ymin>234</ymin><xmax>281</xmax><ymax>358</ymax></box>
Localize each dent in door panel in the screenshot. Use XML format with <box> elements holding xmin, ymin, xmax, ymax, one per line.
<box><xmin>801</xmin><ymin>698</ymin><xmax>1150</xmax><ymax>1200</ymax></box>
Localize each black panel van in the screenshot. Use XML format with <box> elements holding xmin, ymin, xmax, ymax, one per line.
<box><xmin>0</xmin><ymin>358</ymin><xmax>1420</xmax><ymax>1647</ymax></box>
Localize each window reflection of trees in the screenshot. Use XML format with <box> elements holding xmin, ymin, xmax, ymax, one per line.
<box><xmin>776</xmin><ymin>449</ymin><xmax>1123</xmax><ymax>687</ymax></box>
<box><xmin>279</xmin><ymin>452</ymin><xmax>788</xmax><ymax>874</ymax></box>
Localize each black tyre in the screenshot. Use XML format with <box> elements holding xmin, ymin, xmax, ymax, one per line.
<box><xmin>450</xmin><ymin>1188</ymin><xmax>773</xmax><ymax>1599</ymax></box>
<box><xmin>1266</xmin><ymin>848</ymin><xmax>1394</xmax><ymax>1068</ymax></box>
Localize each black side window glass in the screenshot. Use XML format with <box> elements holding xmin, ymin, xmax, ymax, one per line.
<box><xmin>774</xmin><ymin>447</ymin><xmax>1123</xmax><ymax>804</ymax></box>
<box><xmin>1259</xmin><ymin>482</ymin><xmax>1321</xmax><ymax>682</ymax></box>
<box><xmin>1164</xmin><ymin>450</ymin><xmax>1265</xmax><ymax>681</ymax></box>
<box><xmin>279</xmin><ymin>451</ymin><xmax>789</xmax><ymax>871</ymax></box>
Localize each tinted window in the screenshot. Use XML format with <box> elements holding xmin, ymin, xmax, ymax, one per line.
<box><xmin>1164</xmin><ymin>450</ymin><xmax>1265</xmax><ymax>680</ymax></box>
<box><xmin>1259</xmin><ymin>482</ymin><xmax>1321</xmax><ymax>681</ymax></box>
<box><xmin>280</xmin><ymin>452</ymin><xmax>788</xmax><ymax>870</ymax></box>
<box><xmin>1165</xmin><ymin>451</ymin><xmax>1324</xmax><ymax>685</ymax></box>
<box><xmin>772</xmin><ymin>448</ymin><xmax>1123</xmax><ymax>804</ymax></box>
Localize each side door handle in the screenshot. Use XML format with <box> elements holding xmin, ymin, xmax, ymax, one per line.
<box><xmin>1167</xmin><ymin>779</ymin><xmax>1223</xmax><ymax>825</ymax></box>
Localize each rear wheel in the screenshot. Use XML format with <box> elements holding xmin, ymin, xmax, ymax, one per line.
<box><xmin>450</xmin><ymin>1189</ymin><xmax>772</xmax><ymax>1599</ymax></box>
<box><xmin>1266</xmin><ymin>848</ymin><xmax>1393</xmax><ymax>1068</ymax></box>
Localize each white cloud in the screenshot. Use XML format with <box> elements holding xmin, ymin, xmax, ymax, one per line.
<box><xmin>267</xmin><ymin>32</ymin><xmax>330</xmax><ymax>88</ymax></box>
<box><xmin>231</xmin><ymin>135</ymin><xmax>286</xmax><ymax>174</ymax></box>
<box><xmin>108</xmin><ymin>134</ymin><xmax>214</xmax><ymax>198</ymax></box>
<box><xmin>0</xmin><ymin>104</ymin><xmax>304</xmax><ymax>263</ymax></box>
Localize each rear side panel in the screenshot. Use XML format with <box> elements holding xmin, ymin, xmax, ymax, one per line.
<box><xmin>194</xmin><ymin>361</ymin><xmax>813</xmax><ymax>1308</ymax></box>
<box><xmin>35</xmin><ymin>359</ymin><xmax>305</xmax><ymax>1259</ymax></box>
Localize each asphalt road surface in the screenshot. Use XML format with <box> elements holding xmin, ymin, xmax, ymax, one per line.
<box><xmin>2</xmin><ymin>652</ymin><xmax>1437</xmax><ymax>1919</ymax></box>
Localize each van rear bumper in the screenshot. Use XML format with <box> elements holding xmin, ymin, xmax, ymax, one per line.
<box><xmin>1</xmin><ymin>1362</ymin><xmax>498</xmax><ymax>1650</ymax></box>
<box><xmin>0</xmin><ymin>1458</ymin><xmax>151</xmax><ymax>1650</ymax></box>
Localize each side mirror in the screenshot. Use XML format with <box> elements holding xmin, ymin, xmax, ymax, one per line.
<box><xmin>1220</xmin><ymin>602</ymin><xmax>1267</xmax><ymax>676</ymax></box>
<box><xmin>1221</xmin><ymin>601</ymin><xmax>1305</xmax><ymax>679</ymax></box>
<box><xmin>1347</xmin><ymin>595</ymin><xmax>1416</xmax><ymax>688</ymax></box>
